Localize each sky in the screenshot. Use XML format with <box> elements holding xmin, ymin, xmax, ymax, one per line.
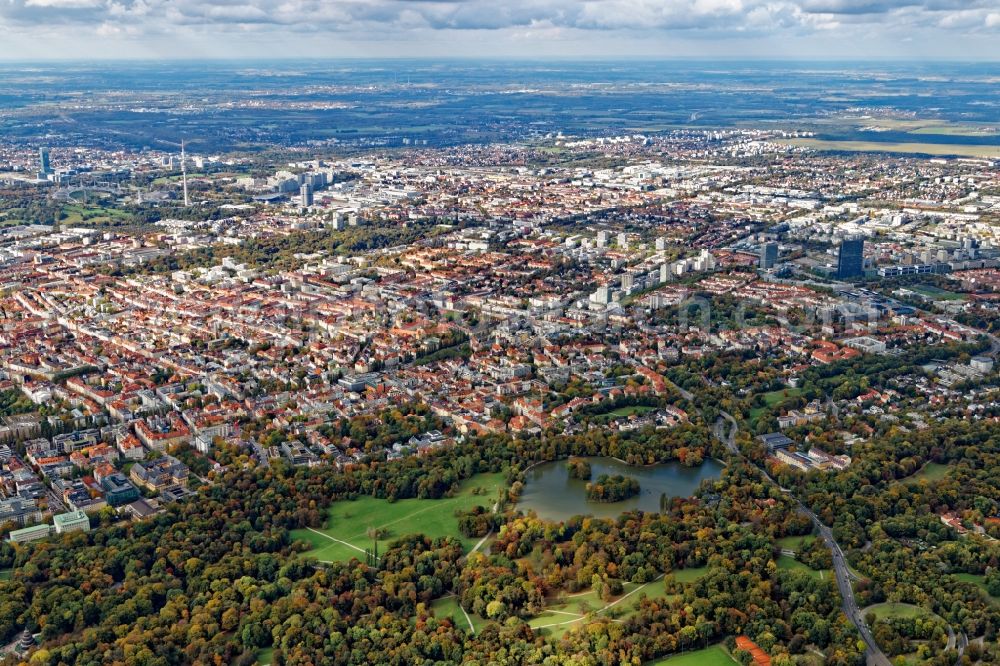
<box><xmin>0</xmin><ymin>0</ymin><xmax>998</xmax><ymax>60</ymax></box>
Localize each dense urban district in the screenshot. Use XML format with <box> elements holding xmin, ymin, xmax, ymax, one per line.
<box><xmin>0</xmin><ymin>101</ymin><xmax>1000</xmax><ymax>666</ymax></box>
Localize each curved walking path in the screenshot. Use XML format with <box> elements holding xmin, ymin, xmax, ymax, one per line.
<box><xmin>459</xmin><ymin>603</ymin><xmax>476</xmax><ymax>635</ymax></box>
<box><xmin>306</xmin><ymin>527</ymin><xmax>373</xmax><ymax>560</ymax></box>
<box><xmin>470</xmin><ymin>530</ymin><xmax>493</xmax><ymax>554</ymax></box>
<box><xmin>530</xmin><ymin>574</ymin><xmax>665</xmax><ymax>630</ymax></box>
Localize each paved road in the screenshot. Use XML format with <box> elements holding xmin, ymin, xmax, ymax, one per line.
<box><xmin>812</xmin><ymin>521</ymin><xmax>890</xmax><ymax>666</ymax></box>
<box><xmin>717</xmin><ymin>411</ymin><xmax>738</xmax><ymax>453</ymax></box>
<box><xmin>666</xmin><ymin>377</ymin><xmax>694</xmax><ymax>401</ymax></box>
<box><xmin>46</xmin><ymin>489</ymin><xmax>66</xmax><ymax>514</ymax></box>
<box><xmin>955</xmin><ymin>632</ymin><xmax>968</xmax><ymax>664</ymax></box>
<box><xmin>714</xmin><ymin>410</ymin><xmax>891</xmax><ymax>666</ymax></box>
<box><xmin>986</xmin><ymin>331</ymin><xmax>1000</xmax><ymax>358</ymax></box>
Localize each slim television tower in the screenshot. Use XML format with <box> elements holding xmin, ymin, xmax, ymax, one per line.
<box><xmin>180</xmin><ymin>139</ymin><xmax>190</xmax><ymax>207</ymax></box>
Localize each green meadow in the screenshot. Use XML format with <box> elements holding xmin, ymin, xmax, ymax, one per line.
<box><xmin>291</xmin><ymin>471</ymin><xmax>506</xmax><ymax>562</ymax></box>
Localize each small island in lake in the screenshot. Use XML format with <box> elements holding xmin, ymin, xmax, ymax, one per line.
<box><xmin>566</xmin><ymin>458</ymin><xmax>592</xmax><ymax>480</ymax></box>
<box><xmin>585</xmin><ymin>474</ymin><xmax>640</xmax><ymax>502</ymax></box>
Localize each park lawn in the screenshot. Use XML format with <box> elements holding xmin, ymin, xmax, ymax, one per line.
<box><xmin>291</xmin><ymin>471</ymin><xmax>506</xmax><ymax>562</ymax></box>
<box><xmin>603</xmin><ymin>581</ymin><xmax>679</xmax><ymax>620</ymax></box>
<box><xmin>865</xmin><ymin>603</ymin><xmax>931</xmax><ymax>621</ymax></box>
<box><xmin>530</xmin><ymin>611</ymin><xmax>581</xmax><ymax>640</ymax></box>
<box><xmin>532</xmin><ymin>576</ymin><xmax>675</xmax><ymax>639</ymax></box>
<box><xmin>777</xmin><ymin>555</ymin><xmax>828</xmax><ymax>581</ymax></box>
<box><xmin>429</xmin><ymin>575</ymin><xmax>680</xmax><ymax>642</ymax></box>
<box><xmin>528</xmin><ymin>586</ymin><xmax>619</xmax><ymax>633</ymax></box>
<box><xmin>646</xmin><ymin>644</ymin><xmax>738</xmax><ymax>666</ymax></box>
<box><xmin>551</xmin><ymin>588</ymin><xmax>604</xmax><ymax>616</ymax></box>
<box><xmin>607</xmin><ymin>405</ymin><xmax>656</xmax><ymax>418</ymax></box>
<box><xmin>292</xmin><ymin>528</ymin><xmax>336</xmax><ymax>550</ymax></box>
<box><xmin>151</xmin><ymin>172</ymin><xmax>210</xmax><ymax>185</ymax></box>
<box><xmin>953</xmin><ymin>573</ymin><xmax>984</xmax><ymax>587</ymax></box>
<box><xmin>763</xmin><ymin>388</ymin><xmax>804</xmax><ymax>406</ymax></box>
<box><xmin>431</xmin><ymin>592</ymin><xmax>601</xmax><ymax>641</ymax></box>
<box><xmin>953</xmin><ymin>573</ymin><xmax>1000</xmax><ymax>606</ymax></box>
<box><xmin>750</xmin><ymin>387</ymin><xmax>804</xmax><ymax>422</ymax></box>
<box><xmin>911</xmin><ymin>284</ymin><xmax>965</xmax><ymax>301</ymax></box>
<box><xmin>904</xmin><ymin>463</ymin><xmax>950</xmax><ymax>484</ymax></box>
<box><xmin>430</xmin><ymin>595</ymin><xmax>483</xmax><ymax>634</ymax></box>
<box><xmin>568</xmin><ymin>578</ymin><xmax>673</xmax><ymax>617</ymax></box>
<box><xmin>61</xmin><ymin>203</ymin><xmax>133</xmax><ymax>225</ymax></box>
<box><xmin>776</xmin><ymin>535</ymin><xmax>817</xmax><ymax>553</ymax></box>
<box><xmin>670</xmin><ymin>566</ymin><xmax>710</xmax><ymax>583</ymax></box>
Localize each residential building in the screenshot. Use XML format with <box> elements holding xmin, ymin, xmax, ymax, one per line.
<box><xmin>0</xmin><ymin>497</ymin><xmax>43</xmax><ymax>527</ymax></box>
<box><xmin>130</xmin><ymin>455</ymin><xmax>189</xmax><ymax>492</ymax></box>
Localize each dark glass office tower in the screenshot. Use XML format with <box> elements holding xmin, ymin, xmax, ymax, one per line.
<box><xmin>837</xmin><ymin>237</ymin><xmax>864</xmax><ymax>279</ymax></box>
<box><xmin>760</xmin><ymin>242</ymin><xmax>778</xmax><ymax>269</ymax></box>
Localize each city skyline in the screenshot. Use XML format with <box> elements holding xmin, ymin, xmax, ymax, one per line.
<box><xmin>0</xmin><ymin>28</ymin><xmax>998</xmax><ymax>666</ymax></box>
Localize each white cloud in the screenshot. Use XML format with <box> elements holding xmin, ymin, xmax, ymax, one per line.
<box><xmin>0</xmin><ymin>0</ymin><xmax>996</xmax><ymax>57</ymax></box>
<box><xmin>24</xmin><ymin>0</ymin><xmax>102</xmax><ymax>7</ymax></box>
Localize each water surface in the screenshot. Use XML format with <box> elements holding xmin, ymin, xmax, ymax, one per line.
<box><xmin>518</xmin><ymin>456</ymin><xmax>723</xmax><ymax>522</ymax></box>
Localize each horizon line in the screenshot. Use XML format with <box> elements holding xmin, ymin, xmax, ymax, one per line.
<box><xmin>0</xmin><ymin>56</ymin><xmax>998</xmax><ymax>64</ymax></box>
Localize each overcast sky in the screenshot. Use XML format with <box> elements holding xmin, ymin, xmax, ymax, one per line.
<box><xmin>0</xmin><ymin>0</ymin><xmax>997</xmax><ymax>60</ymax></box>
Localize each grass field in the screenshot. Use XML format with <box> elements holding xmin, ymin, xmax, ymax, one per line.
<box><xmin>953</xmin><ymin>573</ymin><xmax>1000</xmax><ymax>606</ymax></box>
<box><xmin>763</xmin><ymin>388</ymin><xmax>804</xmax><ymax>406</ymax></box>
<box><xmin>0</xmin><ymin>569</ymin><xmax>11</xmax><ymax>581</ymax></box>
<box><xmin>818</xmin><ymin>118</ymin><xmax>1000</xmax><ymax>138</ymax></box>
<box><xmin>431</xmin><ymin>575</ymin><xmax>678</xmax><ymax>640</ymax></box>
<box><xmin>530</xmin><ymin>575</ymin><xmax>676</xmax><ymax>639</ymax></box>
<box><xmin>781</xmin><ymin>138</ymin><xmax>1000</xmax><ymax>159</ymax></box>
<box><xmin>606</xmin><ymin>405</ymin><xmax>656</xmax><ymax>418</ymax></box>
<box><xmin>863</xmin><ymin>603</ymin><xmax>931</xmax><ymax>621</ymax></box>
<box><xmin>911</xmin><ymin>284</ymin><xmax>965</xmax><ymax>301</ymax></box>
<box><xmin>750</xmin><ymin>387</ymin><xmax>804</xmax><ymax>421</ymax></box>
<box><xmin>255</xmin><ymin>646</ymin><xmax>274</xmax><ymax>665</ymax></box>
<box><xmin>777</xmin><ymin>555</ymin><xmax>828</xmax><ymax>581</ymax></box>
<box><xmin>430</xmin><ymin>595</ymin><xmax>483</xmax><ymax>634</ymax></box>
<box><xmin>909</xmin><ymin>125</ymin><xmax>1000</xmax><ymax>137</ymax></box>
<box><xmin>290</xmin><ymin>471</ymin><xmax>506</xmax><ymax>562</ymax></box>
<box><xmin>60</xmin><ymin>202</ymin><xmax>133</xmax><ymax>226</ymax></box>
<box><xmin>670</xmin><ymin>566</ymin><xmax>710</xmax><ymax>583</ymax></box>
<box><xmin>646</xmin><ymin>644</ymin><xmax>738</xmax><ymax>666</ymax></box>
<box><xmin>903</xmin><ymin>462</ymin><xmax>950</xmax><ymax>484</ymax></box>
<box><xmin>776</xmin><ymin>534</ymin><xmax>817</xmax><ymax>553</ymax></box>
<box><xmin>151</xmin><ymin>172</ymin><xmax>210</xmax><ymax>185</ymax></box>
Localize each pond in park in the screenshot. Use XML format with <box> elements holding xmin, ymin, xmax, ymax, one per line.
<box><xmin>518</xmin><ymin>456</ymin><xmax>724</xmax><ymax>522</ymax></box>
